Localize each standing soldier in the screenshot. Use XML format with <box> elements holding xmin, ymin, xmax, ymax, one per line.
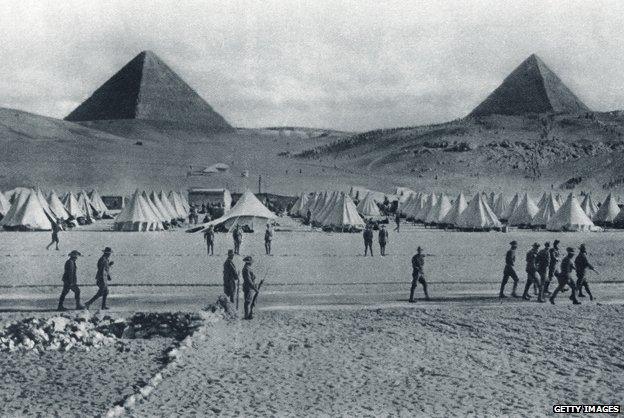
<box><xmin>499</xmin><ymin>241</ymin><xmax>520</xmax><ymax>298</ymax></box>
<box><xmin>85</xmin><ymin>247</ymin><xmax>114</xmax><ymax>310</ymax></box>
<box><xmin>222</xmin><ymin>249</ymin><xmax>239</xmax><ymax>305</ymax></box>
<box><xmin>46</xmin><ymin>222</ymin><xmax>62</xmax><ymax>251</ymax></box>
<box><xmin>363</xmin><ymin>224</ymin><xmax>374</xmax><ymax>256</ymax></box>
<box><xmin>549</xmin><ymin>247</ymin><xmax>581</xmax><ymax>305</ymax></box>
<box><xmin>545</xmin><ymin>239</ymin><xmax>561</xmax><ymax>295</ymax></box>
<box><xmin>536</xmin><ymin>242</ymin><xmax>551</xmax><ymax>303</ymax></box>
<box><xmin>57</xmin><ymin>250</ymin><xmax>84</xmax><ymax>311</ymax></box>
<box><xmin>522</xmin><ymin>243</ymin><xmax>540</xmax><ymax>300</ymax></box>
<box><xmin>394</xmin><ymin>213</ymin><xmax>401</xmax><ymax>232</ymax></box>
<box><xmin>409</xmin><ymin>246</ymin><xmax>430</xmax><ymax>302</ymax></box>
<box><xmin>232</xmin><ymin>225</ymin><xmax>243</xmax><ymax>255</ymax></box>
<box><xmin>378</xmin><ymin>225</ymin><xmax>388</xmax><ymax>256</ymax></box>
<box><xmin>575</xmin><ymin>244</ymin><xmax>596</xmax><ymax>300</ymax></box>
<box><xmin>264</xmin><ymin>224</ymin><xmax>273</xmax><ymax>255</ymax></box>
<box><xmin>242</xmin><ymin>256</ymin><xmax>259</xmax><ymax>319</ymax></box>
<box><xmin>204</xmin><ymin>225</ymin><xmax>215</xmax><ymax>256</ymax></box>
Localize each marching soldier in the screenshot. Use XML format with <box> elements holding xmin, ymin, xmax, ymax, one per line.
<box><xmin>264</xmin><ymin>224</ymin><xmax>273</xmax><ymax>255</ymax></box>
<box><xmin>378</xmin><ymin>225</ymin><xmax>388</xmax><ymax>256</ymax></box>
<box><xmin>575</xmin><ymin>244</ymin><xmax>596</xmax><ymax>300</ymax></box>
<box><xmin>545</xmin><ymin>239</ymin><xmax>561</xmax><ymax>294</ymax></box>
<box><xmin>499</xmin><ymin>241</ymin><xmax>520</xmax><ymax>298</ymax></box>
<box><xmin>222</xmin><ymin>249</ymin><xmax>239</xmax><ymax>305</ymax></box>
<box><xmin>85</xmin><ymin>247</ymin><xmax>114</xmax><ymax>310</ymax></box>
<box><xmin>394</xmin><ymin>213</ymin><xmax>401</xmax><ymax>232</ymax></box>
<box><xmin>204</xmin><ymin>225</ymin><xmax>215</xmax><ymax>256</ymax></box>
<box><xmin>57</xmin><ymin>250</ymin><xmax>84</xmax><ymax>311</ymax></box>
<box><xmin>363</xmin><ymin>224</ymin><xmax>374</xmax><ymax>256</ymax></box>
<box><xmin>232</xmin><ymin>225</ymin><xmax>243</xmax><ymax>255</ymax></box>
<box><xmin>242</xmin><ymin>256</ymin><xmax>259</xmax><ymax>319</ymax></box>
<box><xmin>536</xmin><ymin>242</ymin><xmax>551</xmax><ymax>303</ymax></box>
<box><xmin>46</xmin><ymin>222</ymin><xmax>62</xmax><ymax>251</ymax></box>
<box><xmin>549</xmin><ymin>247</ymin><xmax>581</xmax><ymax>305</ymax></box>
<box><xmin>522</xmin><ymin>243</ymin><xmax>540</xmax><ymax>300</ymax></box>
<box><xmin>409</xmin><ymin>246</ymin><xmax>429</xmax><ymax>302</ymax></box>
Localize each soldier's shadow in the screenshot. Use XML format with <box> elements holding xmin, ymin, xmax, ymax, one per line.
<box><xmin>397</xmin><ymin>295</ymin><xmax>509</xmax><ymax>303</ymax></box>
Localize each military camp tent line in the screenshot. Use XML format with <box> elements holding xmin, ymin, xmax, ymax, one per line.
<box><xmin>0</xmin><ymin>187</ymin><xmax>190</xmax><ymax>231</ymax></box>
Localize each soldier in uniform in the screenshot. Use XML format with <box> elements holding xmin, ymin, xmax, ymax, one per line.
<box><xmin>242</xmin><ymin>256</ymin><xmax>259</xmax><ymax>319</ymax></box>
<box><xmin>57</xmin><ymin>250</ymin><xmax>84</xmax><ymax>311</ymax></box>
<box><xmin>46</xmin><ymin>222</ymin><xmax>62</xmax><ymax>251</ymax></box>
<box><xmin>378</xmin><ymin>225</ymin><xmax>388</xmax><ymax>256</ymax></box>
<box><xmin>394</xmin><ymin>213</ymin><xmax>401</xmax><ymax>232</ymax></box>
<box><xmin>222</xmin><ymin>249</ymin><xmax>239</xmax><ymax>304</ymax></box>
<box><xmin>264</xmin><ymin>224</ymin><xmax>273</xmax><ymax>255</ymax></box>
<box><xmin>522</xmin><ymin>243</ymin><xmax>540</xmax><ymax>300</ymax></box>
<box><xmin>363</xmin><ymin>224</ymin><xmax>374</xmax><ymax>256</ymax></box>
<box><xmin>536</xmin><ymin>242</ymin><xmax>551</xmax><ymax>303</ymax></box>
<box><xmin>545</xmin><ymin>239</ymin><xmax>561</xmax><ymax>295</ymax></box>
<box><xmin>85</xmin><ymin>247</ymin><xmax>114</xmax><ymax>310</ymax></box>
<box><xmin>549</xmin><ymin>247</ymin><xmax>581</xmax><ymax>305</ymax></box>
<box><xmin>575</xmin><ymin>244</ymin><xmax>596</xmax><ymax>300</ymax></box>
<box><xmin>409</xmin><ymin>246</ymin><xmax>429</xmax><ymax>302</ymax></box>
<box><xmin>499</xmin><ymin>241</ymin><xmax>520</xmax><ymax>298</ymax></box>
<box><xmin>204</xmin><ymin>225</ymin><xmax>215</xmax><ymax>256</ymax></box>
<box><xmin>232</xmin><ymin>225</ymin><xmax>243</xmax><ymax>255</ymax></box>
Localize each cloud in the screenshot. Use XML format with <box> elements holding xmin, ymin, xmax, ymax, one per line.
<box><xmin>1</xmin><ymin>0</ymin><xmax>623</xmax><ymax>131</ymax></box>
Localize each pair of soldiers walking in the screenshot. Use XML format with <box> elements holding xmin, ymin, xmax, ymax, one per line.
<box><xmin>363</xmin><ymin>224</ymin><xmax>388</xmax><ymax>257</ymax></box>
<box><xmin>223</xmin><ymin>249</ymin><xmax>261</xmax><ymax>320</ymax></box>
<box><xmin>499</xmin><ymin>240</ymin><xmax>595</xmax><ymax>304</ymax></box>
<box><xmin>57</xmin><ymin>247</ymin><xmax>114</xmax><ymax>311</ymax></box>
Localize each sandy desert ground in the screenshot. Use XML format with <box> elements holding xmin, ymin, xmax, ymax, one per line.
<box><xmin>0</xmin><ymin>222</ymin><xmax>623</xmax><ymax>416</ymax></box>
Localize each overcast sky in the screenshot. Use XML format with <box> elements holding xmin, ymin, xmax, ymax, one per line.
<box><xmin>1</xmin><ymin>0</ymin><xmax>623</xmax><ymax>131</ymax></box>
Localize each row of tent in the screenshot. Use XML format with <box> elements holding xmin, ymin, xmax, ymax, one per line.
<box><xmin>396</xmin><ymin>190</ymin><xmax>622</xmax><ymax>231</ymax></box>
<box><xmin>289</xmin><ymin>191</ymin><xmax>366</xmax><ymax>231</ymax></box>
<box><xmin>114</xmin><ymin>190</ymin><xmax>190</xmax><ymax>231</ymax></box>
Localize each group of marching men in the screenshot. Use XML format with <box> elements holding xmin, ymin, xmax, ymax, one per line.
<box><xmin>499</xmin><ymin>240</ymin><xmax>597</xmax><ymax>304</ymax></box>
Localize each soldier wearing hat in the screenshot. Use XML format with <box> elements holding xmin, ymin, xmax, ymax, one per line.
<box><xmin>546</xmin><ymin>239</ymin><xmax>561</xmax><ymax>294</ymax></box>
<box><xmin>242</xmin><ymin>256</ymin><xmax>259</xmax><ymax>319</ymax></box>
<box><xmin>549</xmin><ymin>247</ymin><xmax>580</xmax><ymax>305</ymax></box>
<box><xmin>85</xmin><ymin>247</ymin><xmax>114</xmax><ymax>310</ymax></box>
<box><xmin>223</xmin><ymin>249</ymin><xmax>239</xmax><ymax>304</ymax></box>
<box><xmin>232</xmin><ymin>225</ymin><xmax>243</xmax><ymax>255</ymax></box>
<box><xmin>575</xmin><ymin>244</ymin><xmax>596</xmax><ymax>300</ymax></box>
<box><xmin>378</xmin><ymin>225</ymin><xmax>388</xmax><ymax>256</ymax></box>
<box><xmin>204</xmin><ymin>225</ymin><xmax>215</xmax><ymax>256</ymax></box>
<box><xmin>57</xmin><ymin>250</ymin><xmax>84</xmax><ymax>311</ymax></box>
<box><xmin>536</xmin><ymin>242</ymin><xmax>551</xmax><ymax>302</ymax></box>
<box><xmin>499</xmin><ymin>241</ymin><xmax>520</xmax><ymax>298</ymax></box>
<box><xmin>363</xmin><ymin>223</ymin><xmax>374</xmax><ymax>257</ymax></box>
<box><xmin>264</xmin><ymin>224</ymin><xmax>273</xmax><ymax>255</ymax></box>
<box><xmin>522</xmin><ymin>243</ymin><xmax>540</xmax><ymax>300</ymax></box>
<box><xmin>409</xmin><ymin>246</ymin><xmax>429</xmax><ymax>302</ymax></box>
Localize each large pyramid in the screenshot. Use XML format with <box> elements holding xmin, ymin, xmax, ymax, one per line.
<box><xmin>469</xmin><ymin>54</ymin><xmax>589</xmax><ymax>117</ymax></box>
<box><xmin>65</xmin><ymin>51</ymin><xmax>231</xmax><ymax>129</ymax></box>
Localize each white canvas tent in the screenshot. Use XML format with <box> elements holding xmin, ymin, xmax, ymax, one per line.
<box><xmin>507</xmin><ymin>193</ymin><xmax>539</xmax><ymax>227</ymax></box>
<box><xmin>357</xmin><ymin>192</ymin><xmax>381</xmax><ymax>217</ymax></box>
<box><xmin>168</xmin><ymin>191</ymin><xmax>188</xmax><ymax>219</ymax></box>
<box><xmin>442</xmin><ymin>192</ymin><xmax>468</xmax><ymax>227</ymax></box>
<box><xmin>318</xmin><ymin>192</ymin><xmax>365</xmax><ymax>230</ymax></box>
<box><xmin>546</xmin><ymin>194</ymin><xmax>598</xmax><ymax>232</ymax></box>
<box><xmin>501</xmin><ymin>193</ymin><xmax>520</xmax><ymax>221</ymax></box>
<box><xmin>89</xmin><ymin>189</ymin><xmax>109</xmax><ymax>216</ymax></box>
<box><xmin>493</xmin><ymin>194</ymin><xmax>509</xmax><ymax>220</ymax></box>
<box><xmin>191</xmin><ymin>190</ymin><xmax>277</xmax><ymax>232</ymax></box>
<box><xmin>455</xmin><ymin>193</ymin><xmax>502</xmax><ymax>231</ymax></box>
<box><xmin>63</xmin><ymin>192</ymin><xmax>86</xmax><ymax>220</ymax></box>
<box><xmin>0</xmin><ymin>189</ymin><xmax>52</xmax><ymax>231</ymax></box>
<box><xmin>425</xmin><ymin>194</ymin><xmax>452</xmax><ymax>225</ymax></box>
<box><xmin>289</xmin><ymin>193</ymin><xmax>309</xmax><ymax>217</ymax></box>
<box><xmin>114</xmin><ymin>190</ymin><xmax>164</xmax><ymax>231</ymax></box>
<box><xmin>580</xmin><ymin>194</ymin><xmax>599</xmax><ymax>219</ymax></box>
<box><xmin>150</xmin><ymin>191</ymin><xmax>176</xmax><ymax>222</ymax></box>
<box><xmin>416</xmin><ymin>193</ymin><xmax>437</xmax><ymax>222</ymax></box>
<box><xmin>76</xmin><ymin>191</ymin><xmax>95</xmax><ymax>220</ymax></box>
<box><xmin>46</xmin><ymin>190</ymin><xmax>69</xmax><ymax>221</ymax></box>
<box><xmin>159</xmin><ymin>191</ymin><xmax>182</xmax><ymax>220</ymax></box>
<box><xmin>0</xmin><ymin>191</ymin><xmax>10</xmax><ymax>218</ymax></box>
<box><xmin>531</xmin><ymin>193</ymin><xmax>560</xmax><ymax>227</ymax></box>
<box><xmin>593</xmin><ymin>193</ymin><xmax>620</xmax><ymax>225</ymax></box>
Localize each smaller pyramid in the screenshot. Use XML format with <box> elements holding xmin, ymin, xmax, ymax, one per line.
<box><xmin>469</xmin><ymin>54</ymin><xmax>589</xmax><ymax>117</ymax></box>
<box><xmin>66</xmin><ymin>51</ymin><xmax>231</xmax><ymax>130</ymax></box>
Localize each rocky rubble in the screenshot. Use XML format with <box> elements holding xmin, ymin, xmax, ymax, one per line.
<box><xmin>202</xmin><ymin>294</ymin><xmax>239</xmax><ymax>320</ymax></box>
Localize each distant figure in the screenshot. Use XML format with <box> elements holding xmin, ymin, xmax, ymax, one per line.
<box><xmin>203</xmin><ymin>214</ymin><xmax>211</xmax><ymax>224</ymax></box>
<box><xmin>575</xmin><ymin>244</ymin><xmax>596</xmax><ymax>300</ymax></box>
<box><xmin>549</xmin><ymin>247</ymin><xmax>581</xmax><ymax>305</ymax></box>
<box><xmin>545</xmin><ymin>240</ymin><xmax>561</xmax><ymax>294</ymax></box>
<box><xmin>85</xmin><ymin>247</ymin><xmax>114</xmax><ymax>310</ymax></box>
<box><xmin>233</xmin><ymin>225</ymin><xmax>243</xmax><ymax>255</ymax></box>
<box><xmin>522</xmin><ymin>243</ymin><xmax>540</xmax><ymax>301</ymax></box>
<box><xmin>499</xmin><ymin>241</ymin><xmax>520</xmax><ymax>298</ymax></box>
<box><xmin>204</xmin><ymin>225</ymin><xmax>215</xmax><ymax>256</ymax></box>
<box><xmin>222</xmin><ymin>249</ymin><xmax>239</xmax><ymax>305</ymax></box>
<box><xmin>363</xmin><ymin>224</ymin><xmax>374</xmax><ymax>256</ymax></box>
<box><xmin>46</xmin><ymin>222</ymin><xmax>62</xmax><ymax>251</ymax></box>
<box><xmin>242</xmin><ymin>256</ymin><xmax>259</xmax><ymax>319</ymax></box>
<box><xmin>264</xmin><ymin>224</ymin><xmax>273</xmax><ymax>255</ymax></box>
<box><xmin>394</xmin><ymin>214</ymin><xmax>401</xmax><ymax>232</ymax></box>
<box><xmin>536</xmin><ymin>242</ymin><xmax>551</xmax><ymax>303</ymax></box>
<box><xmin>190</xmin><ymin>206</ymin><xmax>197</xmax><ymax>224</ymax></box>
<box><xmin>201</xmin><ymin>203</ymin><xmax>206</xmax><ymax>214</ymax></box>
<box><xmin>57</xmin><ymin>250</ymin><xmax>84</xmax><ymax>311</ymax></box>
<box><xmin>409</xmin><ymin>247</ymin><xmax>429</xmax><ymax>302</ymax></box>
<box><xmin>378</xmin><ymin>225</ymin><xmax>388</xmax><ymax>256</ymax></box>
<box><xmin>306</xmin><ymin>209</ymin><xmax>312</xmax><ymax>224</ymax></box>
